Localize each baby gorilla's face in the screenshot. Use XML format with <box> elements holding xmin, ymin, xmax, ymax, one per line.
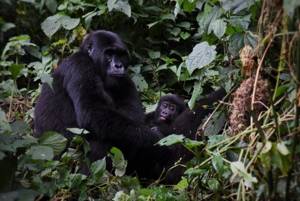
<box><xmin>157</xmin><ymin>101</ymin><xmax>177</xmax><ymax>123</ymax></box>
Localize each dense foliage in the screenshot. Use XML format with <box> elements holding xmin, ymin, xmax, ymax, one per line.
<box><xmin>0</xmin><ymin>0</ymin><xmax>300</xmax><ymax>200</ymax></box>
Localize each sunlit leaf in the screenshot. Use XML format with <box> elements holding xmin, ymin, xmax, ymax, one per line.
<box><xmin>208</xmin><ymin>19</ymin><xmax>227</xmax><ymax>39</ymax></box>
<box><xmin>67</xmin><ymin>128</ymin><xmax>90</xmax><ymax>135</ymax></box>
<box><xmin>188</xmin><ymin>81</ymin><xmax>202</xmax><ymax>109</ymax></box>
<box><xmin>277</xmin><ymin>141</ymin><xmax>289</xmax><ymax>156</ymax></box>
<box><xmin>131</xmin><ymin>74</ymin><xmax>148</xmax><ymax>92</ymax></box>
<box><xmin>157</xmin><ymin>134</ymin><xmax>185</xmax><ymax>146</ymax></box>
<box><xmin>174</xmin><ymin>177</ymin><xmax>188</xmax><ymax>190</ymax></box>
<box><xmin>186</xmin><ymin>42</ymin><xmax>217</xmax><ymax>74</ymax></box>
<box><xmin>283</xmin><ymin>0</ymin><xmax>300</xmax><ymax>17</ymax></box>
<box><xmin>41</xmin><ymin>14</ymin><xmax>62</xmax><ymax>38</ymax></box>
<box><xmin>90</xmin><ymin>158</ymin><xmax>106</xmax><ymax>181</ymax></box>
<box><xmin>262</xmin><ymin>141</ymin><xmax>272</xmax><ymax>154</ymax></box>
<box><xmin>183</xmin><ymin>138</ymin><xmax>204</xmax><ymax>148</ymax></box>
<box><xmin>107</xmin><ymin>0</ymin><xmax>131</xmax><ymax>17</ymax></box>
<box><xmin>27</xmin><ymin>145</ymin><xmax>54</xmax><ymax>160</ymax></box>
<box><xmin>197</xmin><ymin>5</ymin><xmax>222</xmax><ymax>35</ymax></box>
<box><xmin>208</xmin><ymin>178</ymin><xmax>219</xmax><ymax>191</ymax></box>
<box><xmin>110</xmin><ymin>147</ymin><xmax>127</xmax><ymax>177</ymax></box>
<box><xmin>220</xmin><ymin>0</ymin><xmax>255</xmax><ymax>14</ymax></box>
<box><xmin>230</xmin><ymin>161</ymin><xmax>257</xmax><ymax>183</ymax></box>
<box><xmin>45</xmin><ymin>0</ymin><xmax>57</xmax><ymax>13</ymax></box>
<box><xmin>39</xmin><ymin>131</ymin><xmax>67</xmax><ymax>155</ymax></box>
<box><xmin>61</xmin><ymin>16</ymin><xmax>80</xmax><ymax>30</ymax></box>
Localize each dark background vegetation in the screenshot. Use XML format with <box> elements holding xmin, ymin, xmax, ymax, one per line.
<box><xmin>0</xmin><ymin>0</ymin><xmax>300</xmax><ymax>200</ymax></box>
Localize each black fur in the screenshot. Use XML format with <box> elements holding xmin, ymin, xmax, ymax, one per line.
<box><xmin>139</xmin><ymin>88</ymin><xmax>226</xmax><ymax>183</ymax></box>
<box><xmin>34</xmin><ymin>30</ymin><xmax>162</xmax><ymax>165</ymax></box>
<box><xmin>147</xmin><ymin>88</ymin><xmax>226</xmax><ymax>138</ymax></box>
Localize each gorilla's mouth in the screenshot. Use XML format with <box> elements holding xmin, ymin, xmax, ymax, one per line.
<box><xmin>110</xmin><ymin>73</ymin><xmax>126</xmax><ymax>77</ymax></box>
<box><xmin>159</xmin><ymin>116</ymin><xmax>168</xmax><ymax>121</ymax></box>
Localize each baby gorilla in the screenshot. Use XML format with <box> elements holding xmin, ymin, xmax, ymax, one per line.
<box><xmin>138</xmin><ymin>88</ymin><xmax>226</xmax><ymax>183</ymax></box>
<box><xmin>146</xmin><ymin>88</ymin><xmax>226</xmax><ymax>138</ymax></box>
<box><xmin>146</xmin><ymin>94</ymin><xmax>187</xmax><ymax>136</ymax></box>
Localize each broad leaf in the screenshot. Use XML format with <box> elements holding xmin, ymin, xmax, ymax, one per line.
<box><xmin>61</xmin><ymin>16</ymin><xmax>80</xmax><ymax>30</ymax></box>
<box><xmin>197</xmin><ymin>5</ymin><xmax>222</xmax><ymax>35</ymax></box>
<box><xmin>67</xmin><ymin>128</ymin><xmax>90</xmax><ymax>135</ymax></box>
<box><xmin>107</xmin><ymin>0</ymin><xmax>131</xmax><ymax>17</ymax></box>
<box><xmin>157</xmin><ymin>134</ymin><xmax>185</xmax><ymax>146</ymax></box>
<box><xmin>45</xmin><ymin>0</ymin><xmax>57</xmax><ymax>13</ymax></box>
<box><xmin>186</xmin><ymin>42</ymin><xmax>216</xmax><ymax>74</ymax></box>
<box><xmin>208</xmin><ymin>19</ymin><xmax>227</xmax><ymax>39</ymax></box>
<box><xmin>283</xmin><ymin>0</ymin><xmax>300</xmax><ymax>17</ymax></box>
<box><xmin>228</xmin><ymin>15</ymin><xmax>251</xmax><ymax>30</ymax></box>
<box><xmin>90</xmin><ymin>158</ymin><xmax>106</xmax><ymax>181</ymax></box>
<box><xmin>277</xmin><ymin>141</ymin><xmax>289</xmax><ymax>156</ymax></box>
<box><xmin>188</xmin><ymin>81</ymin><xmax>202</xmax><ymax>109</ymax></box>
<box><xmin>220</xmin><ymin>0</ymin><xmax>255</xmax><ymax>14</ymax></box>
<box><xmin>39</xmin><ymin>131</ymin><xmax>67</xmax><ymax>155</ymax></box>
<box><xmin>230</xmin><ymin>161</ymin><xmax>257</xmax><ymax>184</ymax></box>
<box><xmin>110</xmin><ymin>147</ymin><xmax>127</xmax><ymax>177</ymax></box>
<box><xmin>131</xmin><ymin>74</ymin><xmax>148</xmax><ymax>92</ymax></box>
<box><xmin>27</xmin><ymin>145</ymin><xmax>54</xmax><ymax>160</ymax></box>
<box><xmin>41</xmin><ymin>14</ymin><xmax>62</xmax><ymax>38</ymax></box>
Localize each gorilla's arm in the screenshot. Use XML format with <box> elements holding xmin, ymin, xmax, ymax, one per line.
<box><xmin>172</xmin><ymin>88</ymin><xmax>226</xmax><ymax>138</ymax></box>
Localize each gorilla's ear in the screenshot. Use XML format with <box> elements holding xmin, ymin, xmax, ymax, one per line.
<box><xmin>80</xmin><ymin>31</ymin><xmax>93</xmax><ymax>55</ymax></box>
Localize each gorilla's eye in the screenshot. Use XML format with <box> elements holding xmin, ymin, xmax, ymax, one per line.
<box><xmin>105</xmin><ymin>55</ymin><xmax>112</xmax><ymax>63</ymax></box>
<box><xmin>162</xmin><ymin>102</ymin><xmax>168</xmax><ymax>108</ymax></box>
<box><xmin>169</xmin><ymin>105</ymin><xmax>176</xmax><ymax>111</ymax></box>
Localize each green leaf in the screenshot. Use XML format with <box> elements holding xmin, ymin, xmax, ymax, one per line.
<box><xmin>207</xmin><ymin>178</ymin><xmax>219</xmax><ymax>191</ymax></box>
<box><xmin>220</xmin><ymin>0</ymin><xmax>255</xmax><ymax>14</ymax></box>
<box><xmin>174</xmin><ymin>177</ymin><xmax>188</xmax><ymax>190</ymax></box>
<box><xmin>107</xmin><ymin>0</ymin><xmax>131</xmax><ymax>17</ymax></box>
<box><xmin>228</xmin><ymin>15</ymin><xmax>251</xmax><ymax>30</ymax></box>
<box><xmin>40</xmin><ymin>73</ymin><xmax>53</xmax><ymax>89</ymax></box>
<box><xmin>277</xmin><ymin>141</ymin><xmax>289</xmax><ymax>156</ymax></box>
<box><xmin>203</xmin><ymin>111</ymin><xmax>226</xmax><ymax>136</ymax></box>
<box><xmin>45</xmin><ymin>0</ymin><xmax>57</xmax><ymax>13</ymax></box>
<box><xmin>1</xmin><ymin>22</ymin><xmax>15</xmax><ymax>32</ymax></box>
<box><xmin>208</xmin><ymin>19</ymin><xmax>227</xmax><ymax>39</ymax></box>
<box><xmin>27</xmin><ymin>145</ymin><xmax>54</xmax><ymax>160</ymax></box>
<box><xmin>184</xmin><ymin>167</ymin><xmax>206</xmax><ymax>176</ymax></box>
<box><xmin>183</xmin><ymin>138</ymin><xmax>204</xmax><ymax>148</ymax></box>
<box><xmin>157</xmin><ymin>134</ymin><xmax>185</xmax><ymax>146</ymax></box>
<box><xmin>113</xmin><ymin>191</ymin><xmax>130</xmax><ymax>201</ymax></box>
<box><xmin>283</xmin><ymin>0</ymin><xmax>300</xmax><ymax>17</ymax></box>
<box><xmin>39</xmin><ymin>131</ymin><xmax>67</xmax><ymax>156</ymax></box>
<box><xmin>110</xmin><ymin>147</ymin><xmax>127</xmax><ymax>177</ymax></box>
<box><xmin>197</xmin><ymin>5</ymin><xmax>222</xmax><ymax>35</ymax></box>
<box><xmin>212</xmin><ymin>153</ymin><xmax>224</xmax><ymax>173</ymax></box>
<box><xmin>67</xmin><ymin>128</ymin><xmax>90</xmax><ymax>135</ymax></box>
<box><xmin>131</xmin><ymin>74</ymin><xmax>148</xmax><ymax>92</ymax></box>
<box><xmin>186</xmin><ymin>42</ymin><xmax>217</xmax><ymax>74</ymax></box>
<box><xmin>90</xmin><ymin>158</ymin><xmax>106</xmax><ymax>181</ymax></box>
<box><xmin>207</xmin><ymin>135</ymin><xmax>226</xmax><ymax>147</ymax></box>
<box><xmin>61</xmin><ymin>16</ymin><xmax>80</xmax><ymax>30</ymax></box>
<box><xmin>41</xmin><ymin>14</ymin><xmax>62</xmax><ymax>38</ymax></box>
<box><xmin>230</xmin><ymin>161</ymin><xmax>257</xmax><ymax>183</ymax></box>
<box><xmin>0</xmin><ymin>110</ymin><xmax>11</xmax><ymax>133</ymax></box>
<box><xmin>228</xmin><ymin>32</ymin><xmax>258</xmax><ymax>57</ymax></box>
<box><xmin>66</xmin><ymin>173</ymin><xmax>87</xmax><ymax>189</ymax></box>
<box><xmin>188</xmin><ymin>81</ymin><xmax>202</xmax><ymax>109</ymax></box>
<box><xmin>148</xmin><ymin>50</ymin><xmax>160</xmax><ymax>59</ymax></box>
<box><xmin>179</xmin><ymin>32</ymin><xmax>190</xmax><ymax>40</ymax></box>
<box><xmin>0</xmin><ymin>189</ymin><xmax>39</xmax><ymax>201</ymax></box>
<box><xmin>261</xmin><ymin>141</ymin><xmax>272</xmax><ymax>154</ymax></box>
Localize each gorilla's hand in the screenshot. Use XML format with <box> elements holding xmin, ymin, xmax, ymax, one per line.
<box><xmin>151</xmin><ymin>126</ymin><xmax>161</xmax><ymax>135</ymax></box>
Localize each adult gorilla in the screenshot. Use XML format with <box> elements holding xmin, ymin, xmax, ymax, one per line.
<box><xmin>34</xmin><ymin>30</ymin><xmax>162</xmax><ymax>162</ymax></box>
